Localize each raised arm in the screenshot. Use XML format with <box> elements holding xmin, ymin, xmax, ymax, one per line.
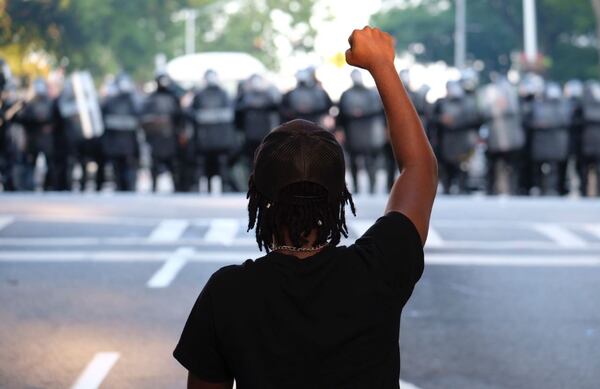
<box><xmin>346</xmin><ymin>27</ymin><xmax>438</xmax><ymax>245</ymax></box>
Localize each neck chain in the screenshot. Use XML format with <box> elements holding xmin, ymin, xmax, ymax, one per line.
<box><xmin>271</xmin><ymin>242</ymin><xmax>329</xmax><ymax>253</ymax></box>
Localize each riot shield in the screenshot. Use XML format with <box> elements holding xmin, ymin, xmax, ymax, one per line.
<box><xmin>340</xmin><ymin>88</ymin><xmax>386</xmax><ymax>153</ymax></box>
<box><xmin>71</xmin><ymin>71</ymin><xmax>104</xmax><ymax>139</ymax></box>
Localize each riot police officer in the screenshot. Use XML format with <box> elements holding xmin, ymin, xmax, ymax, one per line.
<box><xmin>523</xmin><ymin>81</ymin><xmax>571</xmax><ymax>195</ymax></box>
<box><xmin>563</xmin><ymin>80</ymin><xmax>585</xmax><ymax>196</ymax></box>
<box><xmin>234</xmin><ymin>74</ymin><xmax>280</xmax><ymax>176</ymax></box>
<box><xmin>191</xmin><ymin>70</ymin><xmax>237</xmax><ymax>193</ymax></box>
<box><xmin>338</xmin><ymin>70</ymin><xmax>386</xmax><ymax>194</ymax></box>
<box><xmin>579</xmin><ymin>81</ymin><xmax>600</xmax><ymax>196</ymax></box>
<box><xmin>0</xmin><ymin>59</ymin><xmax>20</xmax><ymax>191</ymax></box>
<box><xmin>140</xmin><ymin>73</ymin><xmax>184</xmax><ymax>192</ymax></box>
<box><xmin>16</xmin><ymin>78</ymin><xmax>57</xmax><ymax>190</ymax></box>
<box><xmin>101</xmin><ymin>73</ymin><xmax>140</xmax><ymax>191</ymax></box>
<box><xmin>479</xmin><ymin>76</ymin><xmax>525</xmax><ymax>195</ymax></box>
<box><xmin>433</xmin><ymin>79</ymin><xmax>481</xmax><ymax>194</ymax></box>
<box><xmin>518</xmin><ymin>73</ymin><xmax>545</xmax><ymax>195</ymax></box>
<box><xmin>280</xmin><ymin>67</ymin><xmax>332</xmax><ymax>124</ymax></box>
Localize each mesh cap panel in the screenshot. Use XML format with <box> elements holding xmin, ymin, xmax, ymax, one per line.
<box><xmin>253</xmin><ymin>119</ymin><xmax>346</xmax><ymax>202</ymax></box>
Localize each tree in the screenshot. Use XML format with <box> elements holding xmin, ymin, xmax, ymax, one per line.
<box><xmin>372</xmin><ymin>0</ymin><xmax>598</xmax><ymax>81</ymax></box>
<box><xmin>0</xmin><ymin>0</ymin><xmax>317</xmax><ymax>81</ymax></box>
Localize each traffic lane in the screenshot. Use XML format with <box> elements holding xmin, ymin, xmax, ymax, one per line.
<box><xmin>0</xmin><ymin>261</ymin><xmax>223</xmax><ymax>389</ymax></box>
<box><xmin>401</xmin><ymin>265</ymin><xmax>600</xmax><ymax>389</ymax></box>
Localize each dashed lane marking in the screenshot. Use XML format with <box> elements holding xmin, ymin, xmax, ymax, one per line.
<box><xmin>204</xmin><ymin>218</ymin><xmax>240</xmax><ymax>245</ymax></box>
<box><xmin>147</xmin><ymin>247</ymin><xmax>194</xmax><ymax>288</ymax></box>
<box><xmin>148</xmin><ymin>219</ymin><xmax>189</xmax><ymax>242</ymax></box>
<box><xmin>70</xmin><ymin>352</ymin><xmax>119</xmax><ymax>389</ymax></box>
<box><xmin>0</xmin><ymin>216</ymin><xmax>14</xmax><ymax>232</ymax></box>
<box><xmin>532</xmin><ymin>224</ymin><xmax>588</xmax><ymax>248</ymax></box>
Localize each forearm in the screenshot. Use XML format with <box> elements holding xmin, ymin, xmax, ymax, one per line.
<box><xmin>370</xmin><ymin>64</ymin><xmax>436</xmax><ymax>170</ymax></box>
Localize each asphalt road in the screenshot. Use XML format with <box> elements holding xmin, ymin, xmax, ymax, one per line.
<box><xmin>0</xmin><ymin>193</ymin><xmax>599</xmax><ymax>389</ymax></box>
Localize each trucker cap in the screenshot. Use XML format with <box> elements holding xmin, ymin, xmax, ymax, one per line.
<box><xmin>252</xmin><ymin>119</ymin><xmax>347</xmax><ymax>203</ymax></box>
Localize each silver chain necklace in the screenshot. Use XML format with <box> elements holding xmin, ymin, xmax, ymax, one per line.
<box><xmin>271</xmin><ymin>242</ymin><xmax>329</xmax><ymax>253</ymax></box>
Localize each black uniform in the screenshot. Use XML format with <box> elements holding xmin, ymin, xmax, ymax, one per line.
<box><xmin>580</xmin><ymin>87</ymin><xmax>600</xmax><ymax>196</ymax></box>
<box><xmin>101</xmin><ymin>91</ymin><xmax>140</xmax><ymax>191</ymax></box>
<box><xmin>140</xmin><ymin>86</ymin><xmax>183</xmax><ymax>192</ymax></box>
<box><xmin>235</xmin><ymin>85</ymin><xmax>280</xmax><ymax>171</ymax></box>
<box><xmin>338</xmin><ymin>84</ymin><xmax>386</xmax><ymax>194</ymax></box>
<box><xmin>480</xmin><ymin>81</ymin><xmax>525</xmax><ymax>195</ymax></box>
<box><xmin>191</xmin><ymin>84</ymin><xmax>238</xmax><ymax>193</ymax></box>
<box><xmin>15</xmin><ymin>94</ymin><xmax>58</xmax><ymax>190</ymax></box>
<box><xmin>523</xmin><ymin>94</ymin><xmax>571</xmax><ymax>195</ymax></box>
<box><xmin>433</xmin><ymin>91</ymin><xmax>481</xmax><ymax>194</ymax></box>
<box><xmin>280</xmin><ymin>83</ymin><xmax>332</xmax><ymax>124</ymax></box>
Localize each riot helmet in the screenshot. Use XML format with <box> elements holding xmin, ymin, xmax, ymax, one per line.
<box><xmin>564</xmin><ymin>79</ymin><xmax>584</xmax><ymax>100</ymax></box>
<box><xmin>350</xmin><ymin>69</ymin><xmax>364</xmax><ymax>87</ymax></box>
<box><xmin>296</xmin><ymin>67</ymin><xmax>316</xmax><ymax>87</ymax></box>
<box><xmin>247</xmin><ymin>73</ymin><xmax>267</xmax><ymax>91</ymax></box>
<box><xmin>446</xmin><ymin>80</ymin><xmax>465</xmax><ymax>100</ymax></box>
<box><xmin>584</xmin><ymin>80</ymin><xmax>600</xmax><ymax>102</ymax></box>
<box><xmin>115</xmin><ymin>72</ymin><xmax>135</xmax><ymax>94</ymax></box>
<box><xmin>460</xmin><ymin>68</ymin><xmax>480</xmax><ymax>93</ymax></box>
<box><xmin>155</xmin><ymin>72</ymin><xmax>172</xmax><ymax>90</ymax></box>
<box><xmin>204</xmin><ymin>69</ymin><xmax>219</xmax><ymax>87</ymax></box>
<box><xmin>32</xmin><ymin>77</ymin><xmax>49</xmax><ymax>97</ymax></box>
<box><xmin>519</xmin><ymin>73</ymin><xmax>545</xmax><ymax>98</ymax></box>
<box><xmin>544</xmin><ymin>82</ymin><xmax>563</xmax><ymax>101</ymax></box>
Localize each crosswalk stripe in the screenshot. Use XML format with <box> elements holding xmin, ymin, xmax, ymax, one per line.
<box><xmin>532</xmin><ymin>224</ymin><xmax>588</xmax><ymax>248</ymax></box>
<box><xmin>400</xmin><ymin>380</ymin><xmax>422</xmax><ymax>389</ymax></box>
<box><xmin>0</xmin><ymin>216</ymin><xmax>14</xmax><ymax>232</ymax></box>
<box><xmin>147</xmin><ymin>247</ymin><xmax>194</xmax><ymax>288</ymax></box>
<box><xmin>70</xmin><ymin>352</ymin><xmax>119</xmax><ymax>389</ymax></box>
<box><xmin>148</xmin><ymin>219</ymin><xmax>189</xmax><ymax>242</ymax></box>
<box><xmin>204</xmin><ymin>218</ymin><xmax>240</xmax><ymax>245</ymax></box>
<box><xmin>351</xmin><ymin>220</ymin><xmax>373</xmax><ymax>238</ymax></box>
<box><xmin>426</xmin><ymin>227</ymin><xmax>444</xmax><ymax>248</ymax></box>
<box><xmin>584</xmin><ymin>224</ymin><xmax>600</xmax><ymax>241</ymax></box>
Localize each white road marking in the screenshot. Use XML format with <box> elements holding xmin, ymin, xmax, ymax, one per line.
<box><xmin>1</xmin><ymin>251</ymin><xmax>599</xmax><ymax>267</ymax></box>
<box><xmin>0</xmin><ymin>216</ymin><xmax>14</xmax><ymax>232</ymax></box>
<box><xmin>426</xmin><ymin>227</ymin><xmax>444</xmax><ymax>248</ymax></box>
<box><xmin>204</xmin><ymin>218</ymin><xmax>239</xmax><ymax>245</ymax></box>
<box><xmin>351</xmin><ymin>220</ymin><xmax>373</xmax><ymax>237</ymax></box>
<box><xmin>400</xmin><ymin>380</ymin><xmax>422</xmax><ymax>389</ymax></box>
<box><xmin>70</xmin><ymin>352</ymin><xmax>119</xmax><ymax>389</ymax></box>
<box><xmin>148</xmin><ymin>219</ymin><xmax>189</xmax><ymax>242</ymax></box>
<box><xmin>147</xmin><ymin>247</ymin><xmax>194</xmax><ymax>288</ymax></box>
<box><xmin>1</xmin><ymin>237</ymin><xmax>600</xmax><ymax>251</ymax></box>
<box><xmin>584</xmin><ymin>224</ymin><xmax>600</xmax><ymax>240</ymax></box>
<box><xmin>532</xmin><ymin>224</ymin><xmax>588</xmax><ymax>248</ymax></box>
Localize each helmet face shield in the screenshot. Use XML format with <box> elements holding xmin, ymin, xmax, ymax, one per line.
<box><xmin>545</xmin><ymin>82</ymin><xmax>562</xmax><ymax>100</ymax></box>
<box><xmin>564</xmin><ymin>80</ymin><xmax>583</xmax><ymax>99</ymax></box>
<box><xmin>32</xmin><ymin>78</ymin><xmax>48</xmax><ymax>97</ymax></box>
<box><xmin>446</xmin><ymin>80</ymin><xmax>465</xmax><ymax>99</ymax></box>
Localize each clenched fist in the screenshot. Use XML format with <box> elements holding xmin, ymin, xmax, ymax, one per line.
<box><xmin>345</xmin><ymin>26</ymin><xmax>395</xmax><ymax>72</ymax></box>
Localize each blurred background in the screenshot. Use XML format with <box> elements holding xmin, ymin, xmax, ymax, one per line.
<box><xmin>1</xmin><ymin>1</ymin><xmax>599</xmax><ymax>388</ymax></box>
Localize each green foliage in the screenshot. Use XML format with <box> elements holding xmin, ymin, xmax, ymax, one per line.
<box><xmin>0</xmin><ymin>0</ymin><xmax>316</xmax><ymax>80</ymax></box>
<box><xmin>372</xmin><ymin>0</ymin><xmax>599</xmax><ymax>81</ymax></box>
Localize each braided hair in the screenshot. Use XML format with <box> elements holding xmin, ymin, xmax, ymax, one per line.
<box><xmin>247</xmin><ymin>178</ymin><xmax>356</xmax><ymax>252</ymax></box>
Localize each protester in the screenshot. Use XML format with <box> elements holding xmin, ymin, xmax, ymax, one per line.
<box><xmin>173</xmin><ymin>26</ymin><xmax>438</xmax><ymax>388</ymax></box>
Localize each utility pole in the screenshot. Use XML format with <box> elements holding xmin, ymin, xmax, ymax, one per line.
<box><xmin>523</xmin><ymin>0</ymin><xmax>538</xmax><ymax>66</ymax></box>
<box><xmin>454</xmin><ymin>0</ymin><xmax>467</xmax><ymax>69</ymax></box>
<box><xmin>173</xmin><ymin>9</ymin><xmax>199</xmax><ymax>55</ymax></box>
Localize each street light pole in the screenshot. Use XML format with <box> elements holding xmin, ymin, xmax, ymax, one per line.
<box><xmin>454</xmin><ymin>0</ymin><xmax>467</xmax><ymax>69</ymax></box>
<box><xmin>523</xmin><ymin>0</ymin><xmax>538</xmax><ymax>66</ymax></box>
<box><xmin>173</xmin><ymin>9</ymin><xmax>199</xmax><ymax>55</ymax></box>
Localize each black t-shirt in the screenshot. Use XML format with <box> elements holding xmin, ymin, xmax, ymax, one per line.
<box><xmin>173</xmin><ymin>211</ymin><xmax>424</xmax><ymax>389</ymax></box>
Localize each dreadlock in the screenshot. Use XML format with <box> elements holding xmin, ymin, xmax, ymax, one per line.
<box><xmin>247</xmin><ymin>177</ymin><xmax>356</xmax><ymax>252</ymax></box>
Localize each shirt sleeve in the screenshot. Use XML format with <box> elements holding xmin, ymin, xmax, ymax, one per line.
<box><xmin>173</xmin><ymin>275</ymin><xmax>232</xmax><ymax>382</ymax></box>
<box><xmin>352</xmin><ymin>211</ymin><xmax>425</xmax><ymax>290</ymax></box>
